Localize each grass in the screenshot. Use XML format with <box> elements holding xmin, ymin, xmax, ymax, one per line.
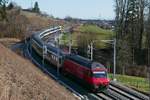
<box><xmin>108</xmin><ymin>74</ymin><xmax>149</xmax><ymax>93</ymax></box>
<box><xmin>79</xmin><ymin>25</ymin><xmax>114</xmax><ymax>36</ymax></box>
<box><xmin>79</xmin><ymin>25</ymin><xmax>114</xmax><ymax>42</ymax></box>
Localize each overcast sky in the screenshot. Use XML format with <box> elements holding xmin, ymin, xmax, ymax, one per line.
<box><xmin>11</xmin><ymin>0</ymin><xmax>115</xmax><ymax>20</ymax></box>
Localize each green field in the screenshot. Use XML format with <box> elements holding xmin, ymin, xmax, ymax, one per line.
<box><xmin>61</xmin><ymin>25</ymin><xmax>114</xmax><ymax>48</ymax></box>
<box><xmin>109</xmin><ymin>74</ymin><xmax>149</xmax><ymax>93</ymax></box>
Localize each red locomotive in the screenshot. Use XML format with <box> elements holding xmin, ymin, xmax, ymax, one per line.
<box><xmin>62</xmin><ymin>54</ymin><xmax>110</xmax><ymax>92</ymax></box>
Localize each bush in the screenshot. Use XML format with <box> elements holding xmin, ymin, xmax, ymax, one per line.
<box><xmin>0</xmin><ymin>8</ymin><xmax>29</xmax><ymax>39</ymax></box>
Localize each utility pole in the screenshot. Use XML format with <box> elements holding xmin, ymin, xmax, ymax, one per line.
<box><xmin>69</xmin><ymin>32</ymin><xmax>72</xmax><ymax>54</ymax></box>
<box><xmin>87</xmin><ymin>44</ymin><xmax>91</xmax><ymax>59</ymax></box>
<box><xmin>57</xmin><ymin>38</ymin><xmax>60</xmax><ymax>77</ymax></box>
<box><xmin>56</xmin><ymin>26</ymin><xmax>62</xmax><ymax>77</ymax></box>
<box><xmin>90</xmin><ymin>42</ymin><xmax>93</xmax><ymax>61</ymax></box>
<box><xmin>87</xmin><ymin>42</ymin><xmax>93</xmax><ymax>61</ymax></box>
<box><xmin>42</xmin><ymin>44</ymin><xmax>47</xmax><ymax>68</ymax></box>
<box><xmin>68</xmin><ymin>27</ymin><xmax>73</xmax><ymax>54</ymax></box>
<box><xmin>113</xmin><ymin>38</ymin><xmax>117</xmax><ymax>81</ymax></box>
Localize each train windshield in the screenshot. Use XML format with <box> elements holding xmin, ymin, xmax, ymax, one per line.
<box><xmin>93</xmin><ymin>71</ymin><xmax>107</xmax><ymax>78</ymax></box>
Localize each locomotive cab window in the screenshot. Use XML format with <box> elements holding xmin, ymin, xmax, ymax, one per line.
<box><xmin>93</xmin><ymin>71</ymin><xmax>107</xmax><ymax>78</ymax></box>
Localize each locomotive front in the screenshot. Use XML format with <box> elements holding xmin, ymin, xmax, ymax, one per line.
<box><xmin>90</xmin><ymin>62</ymin><xmax>110</xmax><ymax>92</ymax></box>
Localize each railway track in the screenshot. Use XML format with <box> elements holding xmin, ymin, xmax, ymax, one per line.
<box><xmin>91</xmin><ymin>85</ymin><xmax>150</xmax><ymax>100</ymax></box>
<box><xmin>25</xmin><ymin>26</ymin><xmax>149</xmax><ymax>100</ymax></box>
<box><xmin>109</xmin><ymin>82</ymin><xmax>149</xmax><ymax>100</ymax></box>
<box><xmin>92</xmin><ymin>83</ymin><xmax>149</xmax><ymax>100</ymax></box>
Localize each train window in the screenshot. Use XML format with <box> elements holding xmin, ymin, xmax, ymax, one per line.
<box><xmin>51</xmin><ymin>55</ymin><xmax>58</xmax><ymax>61</ymax></box>
<box><xmin>55</xmin><ymin>56</ymin><xmax>58</xmax><ymax>61</ymax></box>
<box><xmin>51</xmin><ymin>55</ymin><xmax>54</xmax><ymax>59</ymax></box>
<box><xmin>33</xmin><ymin>42</ymin><xmax>42</xmax><ymax>53</ymax></box>
<box><xmin>93</xmin><ymin>71</ymin><xmax>107</xmax><ymax>78</ymax></box>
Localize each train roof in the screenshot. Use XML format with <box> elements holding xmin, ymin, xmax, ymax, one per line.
<box><xmin>67</xmin><ymin>54</ymin><xmax>105</xmax><ymax>69</ymax></box>
<box><xmin>47</xmin><ymin>44</ymin><xmax>65</xmax><ymax>56</ymax></box>
<box><xmin>32</xmin><ymin>34</ymin><xmax>65</xmax><ymax>56</ymax></box>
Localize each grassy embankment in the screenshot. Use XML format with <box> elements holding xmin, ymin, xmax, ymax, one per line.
<box><xmin>109</xmin><ymin>74</ymin><xmax>149</xmax><ymax>93</ymax></box>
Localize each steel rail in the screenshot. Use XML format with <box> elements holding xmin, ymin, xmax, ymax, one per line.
<box><xmin>110</xmin><ymin>81</ymin><xmax>149</xmax><ymax>100</ymax></box>
<box><xmin>109</xmin><ymin>85</ymin><xmax>139</xmax><ymax>100</ymax></box>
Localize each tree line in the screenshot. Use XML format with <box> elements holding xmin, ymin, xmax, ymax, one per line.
<box><xmin>0</xmin><ymin>1</ymin><xmax>40</xmax><ymax>20</ymax></box>
<box><xmin>0</xmin><ymin>1</ymin><xmax>41</xmax><ymax>39</ymax></box>
<box><xmin>115</xmin><ymin>0</ymin><xmax>150</xmax><ymax>75</ymax></box>
<box><xmin>0</xmin><ymin>0</ymin><xmax>7</xmax><ymax>20</ymax></box>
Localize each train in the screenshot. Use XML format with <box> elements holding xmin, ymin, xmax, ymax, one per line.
<box><xmin>30</xmin><ymin>27</ymin><xmax>110</xmax><ymax>92</ymax></box>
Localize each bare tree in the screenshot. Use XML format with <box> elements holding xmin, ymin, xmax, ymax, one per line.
<box><xmin>145</xmin><ymin>2</ymin><xmax>150</xmax><ymax>80</ymax></box>
<box><xmin>115</xmin><ymin>0</ymin><xmax>146</xmax><ymax>74</ymax></box>
<box><xmin>0</xmin><ymin>8</ymin><xmax>29</xmax><ymax>39</ymax></box>
<box><xmin>145</xmin><ymin>1</ymin><xmax>150</xmax><ymax>96</ymax></box>
<box><xmin>115</xmin><ymin>0</ymin><xmax>132</xmax><ymax>74</ymax></box>
<box><xmin>77</xmin><ymin>31</ymin><xmax>97</xmax><ymax>57</ymax></box>
<box><xmin>0</xmin><ymin>0</ymin><xmax>7</xmax><ymax>20</ymax></box>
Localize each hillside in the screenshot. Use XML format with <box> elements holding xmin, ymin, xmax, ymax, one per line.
<box><xmin>0</xmin><ymin>9</ymin><xmax>67</xmax><ymax>40</ymax></box>
<box><xmin>0</xmin><ymin>43</ymin><xmax>76</xmax><ymax>100</ymax></box>
<box><xmin>77</xmin><ymin>25</ymin><xmax>114</xmax><ymax>43</ymax></box>
<box><xmin>21</xmin><ymin>11</ymin><xmax>66</xmax><ymax>31</ymax></box>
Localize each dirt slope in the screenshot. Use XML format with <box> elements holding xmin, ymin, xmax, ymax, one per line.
<box><xmin>0</xmin><ymin>43</ymin><xmax>76</xmax><ymax>100</ymax></box>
